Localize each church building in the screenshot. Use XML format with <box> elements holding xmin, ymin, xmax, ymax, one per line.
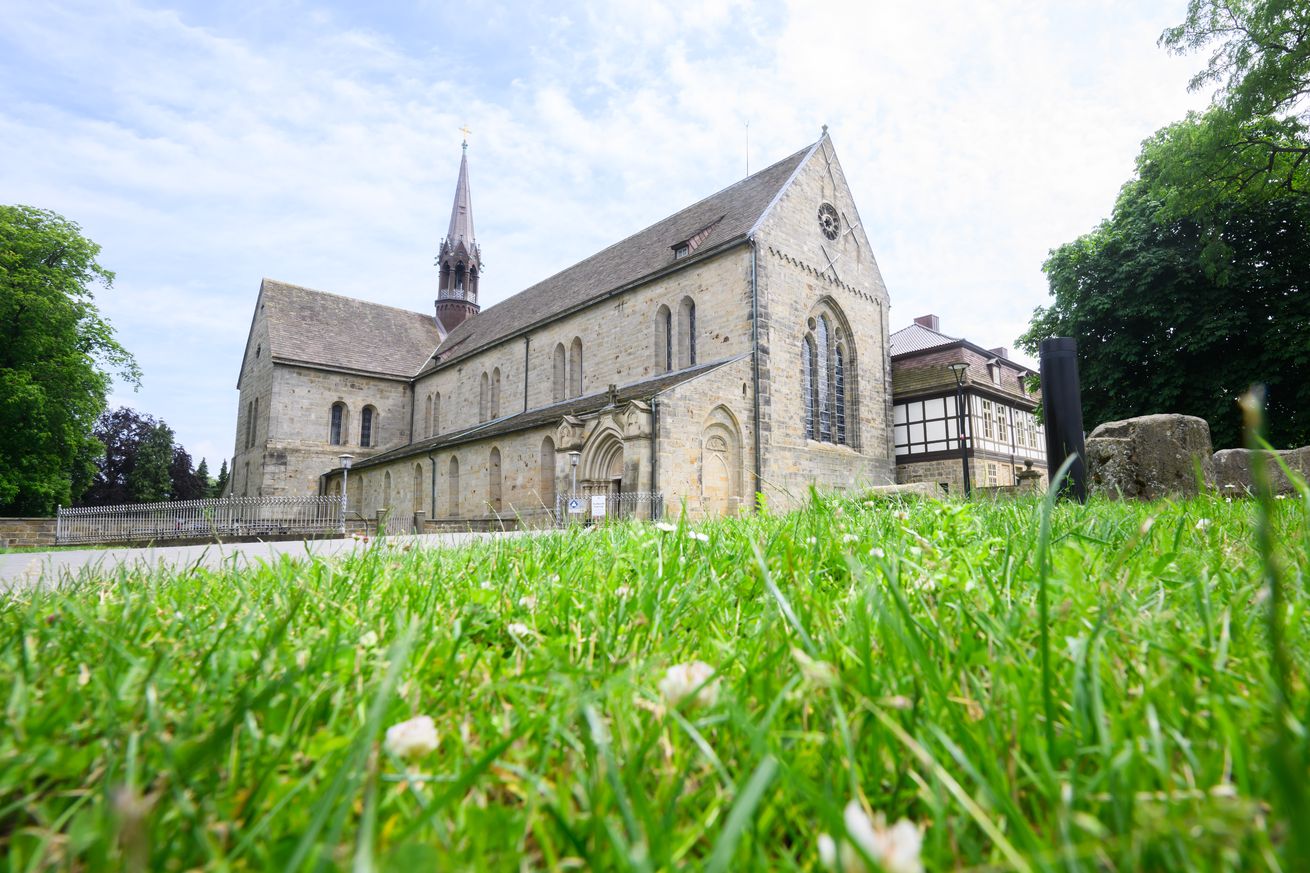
<box><xmin>230</xmin><ymin>130</ymin><xmax>897</xmax><ymax>526</ymax></box>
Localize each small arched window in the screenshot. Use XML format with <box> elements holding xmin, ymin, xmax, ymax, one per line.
<box><xmin>655</xmin><ymin>304</ymin><xmax>672</xmax><ymax>373</ymax></box>
<box><xmin>361</xmin><ymin>406</ymin><xmax>377</xmax><ymax>447</ymax></box>
<box><xmin>540</xmin><ymin>436</ymin><xmax>556</xmax><ymax>510</ymax></box>
<box><xmin>489</xmin><ymin>446</ymin><xmax>502</xmax><ymax>512</ymax></box>
<box><xmin>553</xmin><ymin>343</ymin><xmax>566</xmax><ymax>403</ymax></box>
<box><xmin>448</xmin><ymin>456</ymin><xmax>460</xmax><ymax>517</ymax></box>
<box><xmin>424</xmin><ymin>394</ymin><xmax>433</xmax><ymax>438</ymax></box>
<box><xmin>382</xmin><ymin>470</ymin><xmax>392</xmax><ymax>508</ymax></box>
<box><xmin>479</xmin><ymin>371</ymin><xmax>490</xmax><ymax>422</ymax></box>
<box><xmin>433</xmin><ymin>392</ymin><xmax>441</xmax><ymax>435</ymax></box>
<box><xmin>246</xmin><ymin>400</ymin><xmax>255</xmax><ymax>449</ymax></box>
<box><xmin>330</xmin><ymin>402</ymin><xmax>346</xmax><ymax>446</ymax></box>
<box><xmin>677</xmin><ymin>297</ymin><xmax>696</xmax><ymax>369</ymax></box>
<box><xmin>491</xmin><ymin>367</ymin><xmax>501</xmax><ymax>418</ymax></box>
<box><xmin>569</xmin><ymin>337</ymin><xmax>583</xmax><ymax>398</ymax></box>
<box><xmin>413</xmin><ymin>462</ymin><xmax>424</xmax><ymax>516</ymax></box>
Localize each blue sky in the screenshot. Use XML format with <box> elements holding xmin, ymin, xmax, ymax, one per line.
<box><xmin>1</xmin><ymin>0</ymin><xmax>1211</xmax><ymax>472</ymax></box>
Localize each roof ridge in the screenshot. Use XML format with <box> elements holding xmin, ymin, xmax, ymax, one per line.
<box><xmin>468</xmin><ymin>143</ymin><xmax>816</xmax><ymax>321</ymax></box>
<box><xmin>261</xmin><ymin>278</ymin><xmax>433</xmax><ymax>321</ymax></box>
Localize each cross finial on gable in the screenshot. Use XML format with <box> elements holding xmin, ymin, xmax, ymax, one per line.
<box><xmin>459</xmin><ymin>124</ymin><xmax>472</xmax><ymax>149</ymax></box>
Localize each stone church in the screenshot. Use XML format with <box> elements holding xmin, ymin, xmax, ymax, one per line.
<box><xmin>230</xmin><ymin>129</ymin><xmax>897</xmax><ymax>526</ymax></box>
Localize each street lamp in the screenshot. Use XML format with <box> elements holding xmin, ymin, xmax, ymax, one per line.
<box><xmin>338</xmin><ymin>454</ymin><xmax>354</xmax><ymax>533</ymax></box>
<box><xmin>948</xmin><ymin>363</ymin><xmax>972</xmax><ymax>497</ymax></box>
<box><xmin>568</xmin><ymin>450</ymin><xmax>581</xmax><ymax>495</ymax></box>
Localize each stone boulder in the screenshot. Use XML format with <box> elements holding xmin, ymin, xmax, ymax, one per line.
<box><xmin>1213</xmin><ymin>446</ymin><xmax>1310</xmax><ymax>496</ymax></box>
<box><xmin>1085</xmin><ymin>414</ymin><xmax>1215</xmax><ymax>500</ymax></box>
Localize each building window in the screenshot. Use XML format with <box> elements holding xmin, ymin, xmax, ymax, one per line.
<box><xmin>361</xmin><ymin>406</ymin><xmax>377</xmax><ymax>447</ymax></box>
<box><xmin>413</xmin><ymin>463</ymin><xmax>424</xmax><ymax>517</ymax></box>
<box><xmin>655</xmin><ymin>304</ymin><xmax>672</xmax><ymax>373</ymax></box>
<box><xmin>433</xmin><ymin>392</ymin><xmax>441</xmax><ymax>436</ymax></box>
<box><xmin>424</xmin><ymin>394</ymin><xmax>433</xmax><ymax>438</ymax></box>
<box><xmin>329</xmin><ymin>402</ymin><xmax>346</xmax><ymax>446</ymax></box>
<box><xmin>448</xmin><ymin>455</ymin><xmax>460</xmax><ymax>517</ymax></box>
<box><xmin>479</xmin><ymin>372</ymin><xmax>489</xmax><ymax>422</ymax></box>
<box><xmin>553</xmin><ymin>343</ymin><xmax>566</xmax><ymax>402</ymax></box>
<box><xmin>569</xmin><ymin>337</ymin><xmax>583</xmax><ymax>398</ymax></box>
<box><xmin>491</xmin><ymin>367</ymin><xmax>501</xmax><ymax>418</ymax></box>
<box><xmin>540</xmin><ymin>436</ymin><xmax>556</xmax><ymax>510</ymax></box>
<box><xmin>677</xmin><ymin>296</ymin><xmax>696</xmax><ymax>369</ymax></box>
<box><xmin>674</xmin><ymin>243</ymin><xmax>689</xmax><ymax>259</ymax></box>
<box><xmin>245</xmin><ymin>400</ymin><xmax>254</xmax><ymax>449</ymax></box>
<box><xmin>802</xmin><ymin>303</ymin><xmax>856</xmax><ymax>447</ymax></box>
<box><xmin>489</xmin><ymin>446</ymin><xmax>502</xmax><ymax>512</ymax></box>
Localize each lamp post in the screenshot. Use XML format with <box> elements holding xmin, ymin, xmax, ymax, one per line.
<box><xmin>338</xmin><ymin>454</ymin><xmax>353</xmax><ymax>534</ymax></box>
<box><xmin>948</xmin><ymin>363</ymin><xmax>972</xmax><ymax>497</ymax></box>
<box><xmin>569</xmin><ymin>450</ymin><xmax>581</xmax><ymax>495</ymax></box>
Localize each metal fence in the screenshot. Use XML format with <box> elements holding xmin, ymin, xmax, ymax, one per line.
<box><xmin>56</xmin><ymin>496</ymin><xmax>346</xmax><ymax>545</ymax></box>
<box><xmin>555</xmin><ymin>492</ymin><xmax>663</xmax><ymax>526</ymax></box>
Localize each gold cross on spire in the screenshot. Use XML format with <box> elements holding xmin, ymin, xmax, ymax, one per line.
<box><xmin>459</xmin><ymin>124</ymin><xmax>472</xmax><ymax>143</ymax></box>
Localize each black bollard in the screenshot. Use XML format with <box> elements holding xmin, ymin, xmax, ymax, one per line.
<box><xmin>1038</xmin><ymin>337</ymin><xmax>1087</xmax><ymax>502</ymax></box>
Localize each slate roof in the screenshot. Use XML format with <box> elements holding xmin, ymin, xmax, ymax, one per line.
<box><xmin>430</xmin><ymin>140</ymin><xmax>819</xmax><ymax>367</ymax></box>
<box><xmin>259</xmin><ymin>279</ymin><xmax>442</xmax><ymax>378</ymax></box>
<box><xmin>350</xmin><ymin>355</ymin><xmax>747</xmax><ymax>470</ymax></box>
<box><xmin>889</xmin><ymin>322</ymin><xmax>959</xmax><ymax>357</ymax></box>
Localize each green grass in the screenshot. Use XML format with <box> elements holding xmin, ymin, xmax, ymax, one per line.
<box><xmin>2</xmin><ymin>492</ymin><xmax>1308</xmax><ymax>870</ymax></box>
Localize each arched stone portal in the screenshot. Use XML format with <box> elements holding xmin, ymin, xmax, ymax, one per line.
<box><xmin>701</xmin><ymin>405</ymin><xmax>743</xmax><ymax>517</ymax></box>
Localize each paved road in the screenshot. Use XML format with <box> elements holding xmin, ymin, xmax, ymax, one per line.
<box><xmin>0</xmin><ymin>531</ymin><xmax>523</xmax><ymax>593</ymax></box>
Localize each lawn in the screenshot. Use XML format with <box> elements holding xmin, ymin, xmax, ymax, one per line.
<box><xmin>2</xmin><ymin>491</ymin><xmax>1308</xmax><ymax>871</ymax></box>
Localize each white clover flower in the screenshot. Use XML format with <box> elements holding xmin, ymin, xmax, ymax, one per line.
<box><xmin>479</xmin><ymin>580</ymin><xmax>494</xmax><ymax>591</ymax></box>
<box><xmin>359</xmin><ymin>630</ymin><xmax>379</xmax><ymax>648</ymax></box>
<box><xmin>687</xmin><ymin>531</ymin><xmax>710</xmax><ymax>543</ymax></box>
<box><xmin>384</xmin><ymin>715</ymin><xmax>439</xmax><ymax>761</ymax></box>
<box><xmin>518</xmin><ymin>595</ymin><xmax>538</xmax><ymax>611</ymax></box>
<box><xmin>655</xmin><ymin>521</ymin><xmax>678</xmax><ymax>532</ymax></box>
<box><xmin>77</xmin><ymin>663</ymin><xmax>91</xmax><ymax>687</ymax></box>
<box><xmin>893</xmin><ymin>510</ymin><xmax>910</xmax><ymax>521</ymax></box>
<box><xmin>507</xmin><ymin>622</ymin><xmax>533</xmax><ymax>638</ymax></box>
<box><xmin>615</xmin><ymin>585</ymin><xmax>633</xmax><ymax>598</ymax></box>
<box><xmin>1195</xmin><ymin>518</ymin><xmax>1212</xmax><ymax>531</ymax></box>
<box><xmin>1140</xmin><ymin>516</ymin><xmax>1155</xmax><ymax>535</ymax></box>
<box><xmin>818</xmin><ymin>801</ymin><xmax>924</xmax><ymax>873</ymax></box>
<box><xmin>1275</xmin><ymin>494</ymin><xmax>1288</xmax><ymax>500</ymax></box>
<box><xmin>659</xmin><ymin>660</ymin><xmax>720</xmax><ymax>708</ymax></box>
<box><xmin>807</xmin><ymin>536</ymin><xmax>818</xmax><ymax>545</ymax></box>
<box><xmin>842</xmin><ymin>534</ymin><xmax>859</xmax><ymax>544</ymax></box>
<box><xmin>869</xmin><ymin>547</ymin><xmax>885</xmax><ymax>559</ymax></box>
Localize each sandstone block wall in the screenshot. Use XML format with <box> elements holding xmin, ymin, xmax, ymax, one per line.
<box><xmin>411</xmin><ymin>247</ymin><xmax>755</xmax><ymax>439</ymax></box>
<box><xmin>0</xmin><ymin>517</ymin><xmax>57</xmax><ymax>548</ymax></box>
<box><xmin>753</xmin><ymin>136</ymin><xmax>895</xmax><ymax>501</ymax></box>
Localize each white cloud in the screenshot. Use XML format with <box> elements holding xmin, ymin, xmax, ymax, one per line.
<box><xmin>0</xmin><ymin>0</ymin><xmax>1212</xmax><ymax>466</ymax></box>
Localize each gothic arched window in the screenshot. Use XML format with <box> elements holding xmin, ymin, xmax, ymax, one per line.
<box><xmin>433</xmin><ymin>392</ymin><xmax>441</xmax><ymax>436</ymax></box>
<box><xmin>489</xmin><ymin>446</ymin><xmax>503</xmax><ymax>512</ymax></box>
<box><xmin>330</xmin><ymin>402</ymin><xmax>347</xmax><ymax>446</ymax></box>
<box><xmin>479</xmin><ymin>371</ymin><xmax>490</xmax><ymax>422</ymax></box>
<box><xmin>553</xmin><ymin>343</ymin><xmax>566</xmax><ymax>402</ymax></box>
<box><xmin>424</xmin><ymin>394</ymin><xmax>433</xmax><ymax>439</ymax></box>
<box><xmin>569</xmin><ymin>337</ymin><xmax>583</xmax><ymax>398</ymax></box>
<box><xmin>491</xmin><ymin>367</ymin><xmax>501</xmax><ymax>418</ymax></box>
<box><xmin>448</xmin><ymin>455</ymin><xmax>460</xmax><ymax>517</ymax></box>
<box><xmin>802</xmin><ymin>303</ymin><xmax>856</xmax><ymax>447</ymax></box>
<box><xmin>655</xmin><ymin>304</ymin><xmax>672</xmax><ymax>373</ymax></box>
<box><xmin>677</xmin><ymin>297</ymin><xmax>696</xmax><ymax>369</ymax></box>
<box><xmin>361</xmin><ymin>406</ymin><xmax>377</xmax><ymax>447</ymax></box>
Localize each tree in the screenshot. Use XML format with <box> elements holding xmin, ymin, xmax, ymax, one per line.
<box><xmin>213</xmin><ymin>459</ymin><xmax>230</xmax><ymax>498</ymax></box>
<box><xmin>0</xmin><ymin>206</ymin><xmax>139</xmax><ymax>515</ymax></box>
<box><xmin>1019</xmin><ymin>117</ymin><xmax>1310</xmax><ymax>450</ymax></box>
<box><xmin>195</xmin><ymin>458</ymin><xmax>212</xmax><ymax>497</ymax></box>
<box><xmin>1160</xmin><ymin>0</ymin><xmax>1310</xmax><ymax>200</ymax></box>
<box><xmin>169</xmin><ymin>446</ymin><xmax>207</xmax><ymax>501</ymax></box>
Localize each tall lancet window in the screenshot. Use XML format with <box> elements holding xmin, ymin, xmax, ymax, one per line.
<box><xmin>816</xmin><ymin>315</ymin><xmax>831</xmax><ymax>441</ymax></box>
<box><xmin>455</xmin><ymin>263</ymin><xmax>465</xmax><ymax>295</ymax></box>
<box><xmin>802</xmin><ymin>336</ymin><xmax>815</xmax><ymax>439</ymax></box>
<box><xmin>802</xmin><ymin>302</ymin><xmax>857</xmax><ymax>447</ymax></box>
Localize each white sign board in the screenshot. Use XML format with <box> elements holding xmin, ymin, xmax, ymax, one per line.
<box><xmin>590</xmin><ymin>495</ymin><xmax>607</xmax><ymax>518</ymax></box>
<box><xmin>567</xmin><ymin>497</ymin><xmax>585</xmax><ymax>515</ymax></box>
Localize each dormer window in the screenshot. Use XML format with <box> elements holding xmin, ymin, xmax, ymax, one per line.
<box><xmin>988</xmin><ymin>359</ymin><xmax>1001</xmax><ymax>385</ymax></box>
<box><xmin>671</xmin><ymin>215</ymin><xmax>724</xmax><ymax>262</ymax></box>
<box><xmin>674</xmin><ymin>243</ymin><xmax>690</xmax><ymax>259</ymax></box>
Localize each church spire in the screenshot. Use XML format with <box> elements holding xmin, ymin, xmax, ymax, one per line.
<box><xmin>435</xmin><ymin>133</ymin><xmax>482</xmax><ymax>333</ymax></box>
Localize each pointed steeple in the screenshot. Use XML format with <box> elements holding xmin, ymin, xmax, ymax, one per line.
<box><xmin>435</xmin><ymin>136</ymin><xmax>482</xmax><ymax>333</ymax></box>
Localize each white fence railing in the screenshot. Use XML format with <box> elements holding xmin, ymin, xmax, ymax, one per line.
<box><xmin>56</xmin><ymin>496</ymin><xmax>346</xmax><ymax>545</ymax></box>
<box><xmin>555</xmin><ymin>492</ymin><xmax>663</xmax><ymax>525</ymax></box>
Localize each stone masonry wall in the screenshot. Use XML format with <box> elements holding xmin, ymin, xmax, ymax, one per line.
<box><xmin>231</xmin><ymin>299</ymin><xmax>273</xmax><ymax>497</ymax></box>
<box><xmin>0</xmin><ymin>518</ymin><xmax>57</xmax><ymax>548</ymax></box>
<box><xmin>411</xmin><ymin>247</ymin><xmax>754</xmax><ymax>439</ymax></box>
<box><xmin>753</xmin><ymin>135</ymin><xmax>896</xmax><ymax>503</ymax></box>
<box><xmin>655</xmin><ymin>356</ymin><xmax>755</xmax><ymax>517</ymax></box>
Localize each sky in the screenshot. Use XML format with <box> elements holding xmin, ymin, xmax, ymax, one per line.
<box><xmin>0</xmin><ymin>0</ymin><xmax>1215</xmax><ymax>473</ymax></box>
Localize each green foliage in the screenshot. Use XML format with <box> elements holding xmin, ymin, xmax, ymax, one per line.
<box><xmin>1020</xmin><ymin>116</ymin><xmax>1310</xmax><ymax>449</ymax></box>
<box><xmin>0</xmin><ymin>205</ymin><xmax>139</xmax><ymax>515</ymax></box>
<box><xmin>213</xmin><ymin>458</ymin><xmax>230</xmax><ymax>498</ymax></box>
<box><xmin>1160</xmin><ymin>0</ymin><xmax>1310</xmax><ymax>202</ymax></box>
<box><xmin>130</xmin><ymin>420</ymin><xmax>174</xmax><ymax>503</ymax></box>
<box><xmin>1</xmin><ymin>494</ymin><xmax>1308</xmax><ymax>869</ymax></box>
